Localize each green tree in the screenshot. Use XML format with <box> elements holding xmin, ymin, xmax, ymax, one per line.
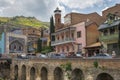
<box><xmin>49</xmin><ymin>16</ymin><xmax>55</xmax><ymax>51</ymax></box>
<box><xmin>60</xmin><ymin>62</ymin><xmax>72</xmax><ymax>80</ymax></box>
<box><xmin>50</xmin><ymin>16</ymin><xmax>55</xmax><ymax>43</ymax></box>
<box><xmin>37</xmin><ymin>38</ymin><xmax>42</xmax><ymax>53</ymax></box>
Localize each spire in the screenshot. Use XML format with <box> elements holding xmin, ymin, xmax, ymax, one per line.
<box><xmin>54</xmin><ymin>7</ymin><xmax>61</xmax><ymax>13</ymax></box>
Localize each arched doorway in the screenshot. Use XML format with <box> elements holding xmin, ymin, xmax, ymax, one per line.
<box><xmin>96</xmin><ymin>73</ymin><xmax>114</xmax><ymax>80</ymax></box>
<box><xmin>30</xmin><ymin>67</ymin><xmax>35</xmax><ymax>80</ymax></box>
<box><xmin>54</xmin><ymin>67</ymin><xmax>63</xmax><ymax>80</ymax></box>
<box><xmin>9</xmin><ymin>40</ymin><xmax>24</xmax><ymax>53</ymax></box>
<box><xmin>71</xmin><ymin>68</ymin><xmax>84</xmax><ymax>80</ymax></box>
<box><xmin>41</xmin><ymin>67</ymin><xmax>48</xmax><ymax>80</ymax></box>
<box><xmin>14</xmin><ymin>65</ymin><xmax>18</xmax><ymax>80</ymax></box>
<box><xmin>21</xmin><ymin>65</ymin><xmax>26</xmax><ymax>80</ymax></box>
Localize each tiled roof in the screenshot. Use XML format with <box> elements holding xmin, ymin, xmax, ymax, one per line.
<box><xmin>98</xmin><ymin>20</ymin><xmax>120</xmax><ymax>30</ymax></box>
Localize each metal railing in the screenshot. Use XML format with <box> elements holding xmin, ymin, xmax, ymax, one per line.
<box><xmin>51</xmin><ymin>38</ymin><xmax>75</xmax><ymax>46</ymax></box>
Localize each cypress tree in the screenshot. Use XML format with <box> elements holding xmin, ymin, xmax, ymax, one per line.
<box><xmin>50</xmin><ymin>16</ymin><xmax>55</xmax><ymax>44</ymax></box>
<box><xmin>50</xmin><ymin>16</ymin><xmax>55</xmax><ymax>51</ymax></box>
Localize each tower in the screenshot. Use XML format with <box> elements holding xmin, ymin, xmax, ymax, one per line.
<box><xmin>54</xmin><ymin>7</ymin><xmax>61</xmax><ymax>30</ymax></box>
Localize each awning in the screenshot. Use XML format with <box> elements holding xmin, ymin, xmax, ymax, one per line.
<box><xmin>85</xmin><ymin>42</ymin><xmax>102</xmax><ymax>48</ymax></box>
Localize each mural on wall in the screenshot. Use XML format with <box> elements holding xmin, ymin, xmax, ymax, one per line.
<box><xmin>9</xmin><ymin>36</ymin><xmax>25</xmax><ymax>53</ymax></box>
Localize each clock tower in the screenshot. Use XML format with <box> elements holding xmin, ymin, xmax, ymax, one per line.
<box><xmin>54</xmin><ymin>7</ymin><xmax>61</xmax><ymax>30</ymax></box>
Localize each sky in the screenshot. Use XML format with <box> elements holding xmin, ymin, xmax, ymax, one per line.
<box><xmin>0</xmin><ymin>0</ymin><xmax>120</xmax><ymax>22</ymax></box>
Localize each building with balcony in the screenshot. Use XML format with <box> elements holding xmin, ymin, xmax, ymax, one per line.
<box><xmin>51</xmin><ymin>8</ymin><xmax>102</xmax><ymax>55</ymax></box>
<box><xmin>98</xmin><ymin>13</ymin><xmax>120</xmax><ymax>55</ymax></box>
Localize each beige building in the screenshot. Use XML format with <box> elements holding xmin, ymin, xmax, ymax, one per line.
<box><xmin>22</xmin><ymin>27</ymin><xmax>41</xmax><ymax>51</ymax></box>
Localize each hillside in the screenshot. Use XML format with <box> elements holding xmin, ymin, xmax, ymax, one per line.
<box><xmin>0</xmin><ymin>16</ymin><xmax>49</xmax><ymax>29</ymax></box>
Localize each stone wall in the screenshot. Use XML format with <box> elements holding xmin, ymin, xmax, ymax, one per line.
<box><xmin>11</xmin><ymin>58</ymin><xmax>120</xmax><ymax>80</ymax></box>
<box><xmin>0</xmin><ymin>60</ymin><xmax>11</xmax><ymax>80</ymax></box>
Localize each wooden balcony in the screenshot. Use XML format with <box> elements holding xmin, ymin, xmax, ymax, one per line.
<box><xmin>99</xmin><ymin>32</ymin><xmax>119</xmax><ymax>42</ymax></box>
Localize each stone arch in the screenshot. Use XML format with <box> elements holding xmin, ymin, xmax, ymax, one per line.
<box><xmin>71</xmin><ymin>68</ymin><xmax>84</xmax><ymax>80</ymax></box>
<box><xmin>30</xmin><ymin>67</ymin><xmax>36</xmax><ymax>80</ymax></box>
<box><xmin>14</xmin><ymin>65</ymin><xmax>18</xmax><ymax>80</ymax></box>
<box><xmin>96</xmin><ymin>73</ymin><xmax>114</xmax><ymax>80</ymax></box>
<box><xmin>41</xmin><ymin>67</ymin><xmax>48</xmax><ymax>80</ymax></box>
<box><xmin>21</xmin><ymin>65</ymin><xmax>26</xmax><ymax>80</ymax></box>
<box><xmin>54</xmin><ymin>67</ymin><xmax>64</xmax><ymax>80</ymax></box>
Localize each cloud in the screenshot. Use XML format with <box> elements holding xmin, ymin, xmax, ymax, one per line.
<box><xmin>0</xmin><ymin>0</ymin><xmax>119</xmax><ymax>22</ymax></box>
<box><xmin>102</xmin><ymin>7</ymin><xmax>109</xmax><ymax>11</ymax></box>
<box><xmin>0</xmin><ymin>0</ymin><xmax>60</xmax><ymax>21</ymax></box>
<box><xmin>72</xmin><ymin>10</ymin><xmax>79</xmax><ymax>13</ymax></box>
<box><xmin>59</xmin><ymin>0</ymin><xmax>104</xmax><ymax>9</ymax></box>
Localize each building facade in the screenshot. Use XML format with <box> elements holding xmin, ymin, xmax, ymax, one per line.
<box><xmin>98</xmin><ymin>14</ymin><xmax>120</xmax><ymax>55</ymax></box>
<box><xmin>51</xmin><ymin>8</ymin><xmax>102</xmax><ymax>55</ymax></box>
<box><xmin>22</xmin><ymin>28</ymin><xmax>41</xmax><ymax>52</ymax></box>
<box><xmin>0</xmin><ymin>32</ymin><xmax>27</xmax><ymax>54</ymax></box>
<box><xmin>40</xmin><ymin>28</ymin><xmax>50</xmax><ymax>48</ymax></box>
<box><xmin>102</xmin><ymin>4</ymin><xmax>120</xmax><ymax>19</ymax></box>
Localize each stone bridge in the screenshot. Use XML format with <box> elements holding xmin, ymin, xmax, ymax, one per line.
<box><xmin>10</xmin><ymin>58</ymin><xmax>120</xmax><ymax>80</ymax></box>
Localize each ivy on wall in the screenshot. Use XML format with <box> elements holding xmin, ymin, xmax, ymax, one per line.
<box><xmin>60</xmin><ymin>62</ymin><xmax>72</xmax><ymax>80</ymax></box>
<box><xmin>93</xmin><ymin>60</ymin><xmax>99</xmax><ymax>68</ymax></box>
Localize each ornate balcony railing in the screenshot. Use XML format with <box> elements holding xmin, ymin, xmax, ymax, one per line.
<box><xmin>99</xmin><ymin>32</ymin><xmax>118</xmax><ymax>42</ymax></box>
<box><xmin>51</xmin><ymin>38</ymin><xmax>75</xmax><ymax>46</ymax></box>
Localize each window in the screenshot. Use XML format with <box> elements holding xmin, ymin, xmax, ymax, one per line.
<box><xmin>110</xmin><ymin>27</ymin><xmax>115</xmax><ymax>34</ymax></box>
<box><xmin>113</xmin><ymin>43</ymin><xmax>117</xmax><ymax>48</ymax></box>
<box><xmin>71</xmin><ymin>33</ymin><xmax>74</xmax><ymax>38</ymax></box>
<box><xmin>58</xmin><ymin>18</ymin><xmax>60</xmax><ymax>23</ymax></box>
<box><xmin>103</xmin><ymin>30</ymin><xmax>108</xmax><ymax>36</ymax></box>
<box><xmin>57</xmin><ymin>48</ymin><xmax>60</xmax><ymax>52</ymax></box>
<box><xmin>19</xmin><ymin>46</ymin><xmax>22</xmax><ymax>51</ymax></box>
<box><xmin>62</xmin><ymin>35</ymin><xmax>64</xmax><ymax>40</ymax></box>
<box><xmin>14</xmin><ymin>44</ymin><xmax>16</xmax><ymax>50</ymax></box>
<box><xmin>77</xmin><ymin>31</ymin><xmax>81</xmax><ymax>38</ymax></box>
<box><xmin>78</xmin><ymin>44</ymin><xmax>82</xmax><ymax>52</ymax></box>
<box><xmin>33</xmin><ymin>30</ymin><xmax>35</xmax><ymax>33</ymax></box>
<box><xmin>62</xmin><ymin>48</ymin><xmax>64</xmax><ymax>52</ymax></box>
<box><xmin>66</xmin><ymin>46</ymin><xmax>69</xmax><ymax>51</ymax></box>
<box><xmin>57</xmin><ymin>37</ymin><xmax>59</xmax><ymax>40</ymax></box>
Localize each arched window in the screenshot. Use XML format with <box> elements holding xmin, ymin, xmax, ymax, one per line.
<box><xmin>66</xmin><ymin>46</ymin><xmax>69</xmax><ymax>52</ymax></box>
<box><xmin>14</xmin><ymin>44</ymin><xmax>16</xmax><ymax>50</ymax></box>
<box><xmin>58</xmin><ymin>18</ymin><xmax>60</xmax><ymax>23</ymax></box>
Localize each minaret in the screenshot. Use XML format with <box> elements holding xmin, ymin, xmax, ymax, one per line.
<box><xmin>54</xmin><ymin>7</ymin><xmax>61</xmax><ymax>30</ymax></box>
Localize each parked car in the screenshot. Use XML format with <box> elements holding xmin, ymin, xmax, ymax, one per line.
<box><xmin>39</xmin><ymin>54</ymin><xmax>48</xmax><ymax>58</ymax></box>
<box><xmin>50</xmin><ymin>53</ymin><xmax>66</xmax><ymax>58</ymax></box>
<box><xmin>76</xmin><ymin>52</ymin><xmax>82</xmax><ymax>58</ymax></box>
<box><xmin>17</xmin><ymin>54</ymin><xmax>28</xmax><ymax>59</ymax></box>
<box><xmin>88</xmin><ymin>53</ymin><xmax>112</xmax><ymax>59</ymax></box>
<box><xmin>66</xmin><ymin>52</ymin><xmax>82</xmax><ymax>58</ymax></box>
<box><xmin>26</xmin><ymin>53</ymin><xmax>36</xmax><ymax>59</ymax></box>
